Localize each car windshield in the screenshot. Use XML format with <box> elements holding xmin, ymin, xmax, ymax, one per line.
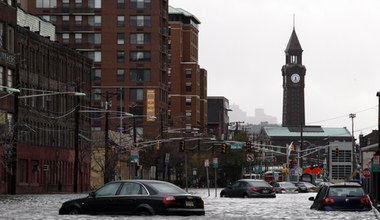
<box><xmin>149</xmin><ymin>182</ymin><xmax>188</xmax><ymax>195</ymax></box>
<box><xmin>328</xmin><ymin>187</ymin><xmax>365</xmax><ymax>197</ymax></box>
<box><xmin>248</xmin><ymin>181</ymin><xmax>270</xmax><ymax>187</ymax></box>
<box><xmin>280</xmin><ymin>182</ymin><xmax>295</xmax><ymax>187</ymax></box>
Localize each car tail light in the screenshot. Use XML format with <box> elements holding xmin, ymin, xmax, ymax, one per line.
<box><xmin>360</xmin><ymin>197</ymin><xmax>371</xmax><ymax>205</ymax></box>
<box><xmin>281</xmin><ymin>188</ymin><xmax>286</xmax><ymax>192</ymax></box>
<box><xmin>322</xmin><ymin>197</ymin><xmax>335</xmax><ymax>205</ymax></box>
<box><xmin>163</xmin><ymin>196</ymin><xmax>176</xmax><ymax>206</ymax></box>
<box><xmin>250</xmin><ymin>187</ymin><xmax>258</xmax><ymax>192</ymax></box>
<box><xmin>272</xmin><ymin>188</ymin><xmax>276</xmax><ymax>192</ymax></box>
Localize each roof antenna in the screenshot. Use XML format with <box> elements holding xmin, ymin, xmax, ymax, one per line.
<box><xmin>293</xmin><ymin>13</ymin><xmax>296</xmax><ymax>30</ymax></box>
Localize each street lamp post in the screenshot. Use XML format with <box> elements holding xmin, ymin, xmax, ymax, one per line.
<box><xmin>349</xmin><ymin>113</ymin><xmax>356</xmax><ymax>179</ymax></box>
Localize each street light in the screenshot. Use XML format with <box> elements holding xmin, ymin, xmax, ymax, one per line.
<box><xmin>349</xmin><ymin>113</ymin><xmax>356</xmax><ymax>178</ymax></box>
<box><xmin>18</xmin><ymin>91</ymin><xmax>85</xmax><ymax>98</ymax></box>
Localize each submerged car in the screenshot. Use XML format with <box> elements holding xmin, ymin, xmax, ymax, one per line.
<box><xmin>292</xmin><ymin>181</ymin><xmax>317</xmax><ymax>193</ymax></box>
<box><xmin>220</xmin><ymin>179</ymin><xmax>276</xmax><ymax>198</ymax></box>
<box><xmin>271</xmin><ymin>181</ymin><xmax>298</xmax><ymax>193</ymax></box>
<box><xmin>59</xmin><ymin>180</ymin><xmax>205</xmax><ymax>216</ymax></box>
<box><xmin>309</xmin><ymin>182</ymin><xmax>372</xmax><ymax>211</ymax></box>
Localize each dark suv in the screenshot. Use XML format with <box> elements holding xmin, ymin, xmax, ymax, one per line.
<box><xmin>308</xmin><ymin>182</ymin><xmax>372</xmax><ymax>211</ymax></box>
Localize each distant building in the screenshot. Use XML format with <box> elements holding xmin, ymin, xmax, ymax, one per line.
<box><xmin>168</xmin><ymin>6</ymin><xmax>207</xmax><ymax>134</ymax></box>
<box><xmin>207</xmin><ymin>96</ymin><xmax>230</xmax><ymax>140</ymax></box>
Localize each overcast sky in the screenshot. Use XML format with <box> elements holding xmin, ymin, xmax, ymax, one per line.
<box><xmin>169</xmin><ymin>0</ymin><xmax>380</xmax><ymax>138</ymax></box>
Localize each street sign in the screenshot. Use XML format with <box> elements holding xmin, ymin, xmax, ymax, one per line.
<box><xmin>130</xmin><ymin>149</ymin><xmax>139</xmax><ymax>163</ymax></box>
<box><xmin>372</xmin><ymin>155</ymin><xmax>380</xmax><ymax>172</ymax></box>
<box><xmin>213</xmin><ymin>158</ymin><xmax>218</xmax><ymax>169</ymax></box>
<box><xmin>230</xmin><ymin>143</ymin><xmax>243</xmax><ymax>150</ymax></box>
<box><xmin>363</xmin><ymin>168</ymin><xmax>370</xmax><ymax>178</ymax></box>
<box><xmin>204</xmin><ymin>159</ymin><xmax>209</xmax><ymax>167</ymax></box>
<box><xmin>246</xmin><ymin>154</ymin><xmax>254</xmax><ymax>162</ymax></box>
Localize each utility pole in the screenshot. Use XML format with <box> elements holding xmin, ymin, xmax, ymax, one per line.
<box><xmin>73</xmin><ymin>86</ymin><xmax>80</xmax><ymax>192</ymax></box>
<box><xmin>349</xmin><ymin>113</ymin><xmax>356</xmax><ymax>178</ymax></box>
<box><xmin>104</xmin><ymin>91</ymin><xmax>111</xmax><ymax>184</ymax></box>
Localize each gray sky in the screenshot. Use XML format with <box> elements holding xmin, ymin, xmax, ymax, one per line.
<box><xmin>169</xmin><ymin>0</ymin><xmax>380</xmax><ymax>138</ymax></box>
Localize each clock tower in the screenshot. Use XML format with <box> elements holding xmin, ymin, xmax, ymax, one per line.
<box><xmin>282</xmin><ymin>28</ymin><xmax>306</xmax><ymax>127</ymax></box>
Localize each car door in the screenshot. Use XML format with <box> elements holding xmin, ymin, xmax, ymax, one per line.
<box><xmin>229</xmin><ymin>181</ymin><xmax>242</xmax><ymax>197</ymax></box>
<box><xmin>311</xmin><ymin>186</ymin><xmax>328</xmax><ymax>210</ymax></box>
<box><xmin>82</xmin><ymin>182</ymin><xmax>122</xmax><ymax>214</ymax></box>
<box><xmin>110</xmin><ymin>182</ymin><xmax>149</xmax><ymax>214</ymax></box>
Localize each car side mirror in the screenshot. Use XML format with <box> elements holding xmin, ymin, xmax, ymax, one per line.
<box><xmin>308</xmin><ymin>197</ymin><xmax>315</xmax><ymax>201</ymax></box>
<box><xmin>88</xmin><ymin>192</ymin><xmax>96</xmax><ymax>198</ymax></box>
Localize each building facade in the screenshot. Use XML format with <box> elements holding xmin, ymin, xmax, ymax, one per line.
<box><xmin>168</xmin><ymin>6</ymin><xmax>207</xmax><ymax>135</ymax></box>
<box><xmin>1</xmin><ymin>1</ymin><xmax>93</xmax><ymax>194</ymax></box>
<box><xmin>19</xmin><ymin>0</ymin><xmax>169</xmax><ymax>141</ymax></box>
<box><xmin>207</xmin><ymin>96</ymin><xmax>230</xmax><ymax>140</ymax></box>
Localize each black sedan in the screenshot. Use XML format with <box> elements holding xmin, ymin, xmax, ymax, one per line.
<box><xmin>220</xmin><ymin>179</ymin><xmax>276</xmax><ymax>198</ymax></box>
<box><xmin>309</xmin><ymin>182</ymin><xmax>372</xmax><ymax>211</ymax></box>
<box><xmin>59</xmin><ymin>180</ymin><xmax>205</xmax><ymax>216</ymax></box>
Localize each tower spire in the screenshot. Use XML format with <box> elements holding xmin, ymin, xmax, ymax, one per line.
<box><xmin>293</xmin><ymin>14</ymin><xmax>295</xmax><ymax>30</ymax></box>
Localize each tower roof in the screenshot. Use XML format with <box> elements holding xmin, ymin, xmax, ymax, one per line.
<box><xmin>285</xmin><ymin>29</ymin><xmax>303</xmax><ymax>52</ymax></box>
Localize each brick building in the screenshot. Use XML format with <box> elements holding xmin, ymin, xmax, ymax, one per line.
<box><xmin>19</xmin><ymin>0</ymin><xmax>170</xmax><ymax>141</ymax></box>
<box><xmin>168</xmin><ymin>6</ymin><xmax>207</xmax><ymax>135</ymax></box>
<box><xmin>1</xmin><ymin>1</ymin><xmax>93</xmax><ymax>194</ymax></box>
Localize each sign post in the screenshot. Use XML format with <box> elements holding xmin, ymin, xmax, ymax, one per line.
<box><xmin>205</xmin><ymin>159</ymin><xmax>210</xmax><ymax>196</ymax></box>
<box><xmin>213</xmin><ymin>158</ymin><xmax>218</xmax><ymax>198</ymax></box>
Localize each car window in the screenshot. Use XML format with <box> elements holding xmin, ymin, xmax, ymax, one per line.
<box><xmin>249</xmin><ymin>181</ymin><xmax>270</xmax><ymax>187</ymax></box>
<box><xmin>328</xmin><ymin>187</ymin><xmax>365</xmax><ymax>197</ymax></box>
<box><xmin>95</xmin><ymin>182</ymin><xmax>121</xmax><ymax>197</ymax></box>
<box><xmin>232</xmin><ymin>181</ymin><xmax>241</xmax><ymax>188</ymax></box>
<box><xmin>119</xmin><ymin>182</ymin><xmax>148</xmax><ymax>195</ymax></box>
<box><xmin>148</xmin><ymin>182</ymin><xmax>187</xmax><ymax>194</ymax></box>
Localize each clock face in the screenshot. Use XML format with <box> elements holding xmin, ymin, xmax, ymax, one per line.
<box><xmin>291</xmin><ymin>73</ymin><xmax>300</xmax><ymax>83</ymax></box>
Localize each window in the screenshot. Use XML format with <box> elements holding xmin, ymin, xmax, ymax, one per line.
<box><xmin>88</xmin><ymin>33</ymin><xmax>101</xmax><ymax>45</ymax></box>
<box><xmin>0</xmin><ymin>66</ymin><xmax>3</xmax><ymax>87</ymax></box>
<box><xmin>185</xmin><ymin>83</ymin><xmax>192</xmax><ymax>92</ymax></box>
<box><xmin>89</xmin><ymin>16</ymin><xmax>101</xmax><ymax>27</ymax></box>
<box><xmin>117</xmin><ymin>0</ymin><xmax>124</xmax><ymax>8</ymax></box>
<box><xmin>92</xmin><ymin>69</ymin><xmax>101</xmax><ymax>81</ymax></box>
<box><xmin>19</xmin><ymin>159</ymin><xmax>28</xmax><ymax>183</ymax></box>
<box><xmin>92</xmin><ymin>88</ymin><xmax>101</xmax><ymax>101</ymax></box>
<box><xmin>119</xmin><ymin>182</ymin><xmax>147</xmax><ymax>195</ymax></box>
<box><xmin>129</xmin><ymin>88</ymin><xmax>144</xmax><ymax>101</ymax></box>
<box><xmin>116</xmin><ymin>69</ymin><xmax>125</xmax><ymax>81</ymax></box>
<box><xmin>117</xmin><ymin>33</ymin><xmax>124</xmax><ymax>44</ymax></box>
<box><xmin>117</xmin><ymin>16</ymin><xmax>125</xmax><ymax>27</ymax></box>
<box><xmin>130</xmin><ymin>51</ymin><xmax>151</xmax><ymax>62</ymax></box>
<box><xmin>7</xmin><ymin>69</ymin><xmax>13</xmax><ymax>88</ymax></box>
<box><xmin>75</xmin><ymin>33</ymin><xmax>82</xmax><ymax>44</ymax></box>
<box><xmin>96</xmin><ymin>182</ymin><xmax>121</xmax><ymax>196</ymax></box>
<box><xmin>42</xmin><ymin>15</ymin><xmax>56</xmax><ymax>24</ymax></box>
<box><xmin>62</xmin><ymin>0</ymin><xmax>69</xmax><ymax>8</ymax></box>
<box><xmin>75</xmin><ymin>0</ymin><xmax>82</xmax><ymax>8</ymax></box>
<box><xmin>62</xmin><ymin>33</ymin><xmax>69</xmax><ymax>44</ymax></box>
<box><xmin>36</xmin><ymin>0</ymin><xmax>57</xmax><ymax>8</ymax></box>
<box><xmin>0</xmin><ymin>22</ymin><xmax>4</xmax><ymax>49</ymax></box>
<box><xmin>88</xmin><ymin>51</ymin><xmax>101</xmax><ymax>62</ymax></box>
<box><xmin>186</xmin><ymin>97</ymin><xmax>192</xmax><ymax>106</ymax></box>
<box><xmin>117</xmin><ymin>88</ymin><xmax>124</xmax><ymax>100</ymax></box>
<box><xmin>129</xmin><ymin>69</ymin><xmax>151</xmax><ymax>82</ymax></box>
<box><xmin>185</xmin><ymin>69</ymin><xmax>192</xmax><ymax>78</ymax></box>
<box><xmin>290</xmin><ymin>55</ymin><xmax>297</xmax><ymax>64</ymax></box>
<box><xmin>88</xmin><ymin>0</ymin><xmax>101</xmax><ymax>8</ymax></box>
<box><xmin>130</xmin><ymin>16</ymin><xmax>151</xmax><ymax>27</ymax></box>
<box><xmin>186</xmin><ymin>111</ymin><xmax>192</xmax><ymax>120</ymax></box>
<box><xmin>62</xmin><ymin>16</ymin><xmax>70</xmax><ymax>26</ymax></box>
<box><xmin>130</xmin><ymin>0</ymin><xmax>151</xmax><ymax>9</ymax></box>
<box><xmin>7</xmin><ymin>26</ymin><xmax>14</xmax><ymax>53</ymax></box>
<box><xmin>130</xmin><ymin>33</ymin><xmax>151</xmax><ymax>45</ymax></box>
<box><xmin>75</xmin><ymin>16</ymin><xmax>82</xmax><ymax>26</ymax></box>
<box><xmin>117</xmin><ymin>51</ymin><xmax>125</xmax><ymax>63</ymax></box>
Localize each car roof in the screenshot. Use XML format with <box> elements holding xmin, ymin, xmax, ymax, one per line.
<box><xmin>329</xmin><ymin>182</ymin><xmax>362</xmax><ymax>187</ymax></box>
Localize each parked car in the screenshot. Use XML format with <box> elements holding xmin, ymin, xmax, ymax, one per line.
<box><xmin>309</xmin><ymin>182</ymin><xmax>372</xmax><ymax>211</ymax></box>
<box><xmin>292</xmin><ymin>182</ymin><xmax>317</xmax><ymax>193</ymax></box>
<box><xmin>271</xmin><ymin>181</ymin><xmax>298</xmax><ymax>193</ymax></box>
<box><xmin>220</xmin><ymin>179</ymin><xmax>276</xmax><ymax>198</ymax></box>
<box><xmin>59</xmin><ymin>180</ymin><xmax>205</xmax><ymax>216</ymax></box>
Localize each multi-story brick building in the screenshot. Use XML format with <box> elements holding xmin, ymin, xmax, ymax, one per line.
<box><xmin>1</xmin><ymin>0</ymin><xmax>93</xmax><ymax>194</ymax></box>
<box><xmin>168</xmin><ymin>6</ymin><xmax>207</xmax><ymax>135</ymax></box>
<box><xmin>19</xmin><ymin>0</ymin><xmax>170</xmax><ymax>141</ymax></box>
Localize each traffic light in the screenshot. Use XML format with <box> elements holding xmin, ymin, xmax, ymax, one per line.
<box><xmin>179</xmin><ymin>140</ymin><xmax>185</xmax><ymax>152</ymax></box>
<box><xmin>335</xmin><ymin>147</ymin><xmax>339</xmax><ymax>157</ymax></box>
<box><xmin>155</xmin><ymin>141</ymin><xmax>161</xmax><ymax>151</ymax></box>
<box><xmin>290</xmin><ymin>143</ymin><xmax>295</xmax><ymax>151</ymax></box>
<box><xmin>245</xmin><ymin>141</ymin><xmax>251</xmax><ymax>152</ymax></box>
<box><xmin>221</xmin><ymin>143</ymin><xmax>228</xmax><ymax>154</ymax></box>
